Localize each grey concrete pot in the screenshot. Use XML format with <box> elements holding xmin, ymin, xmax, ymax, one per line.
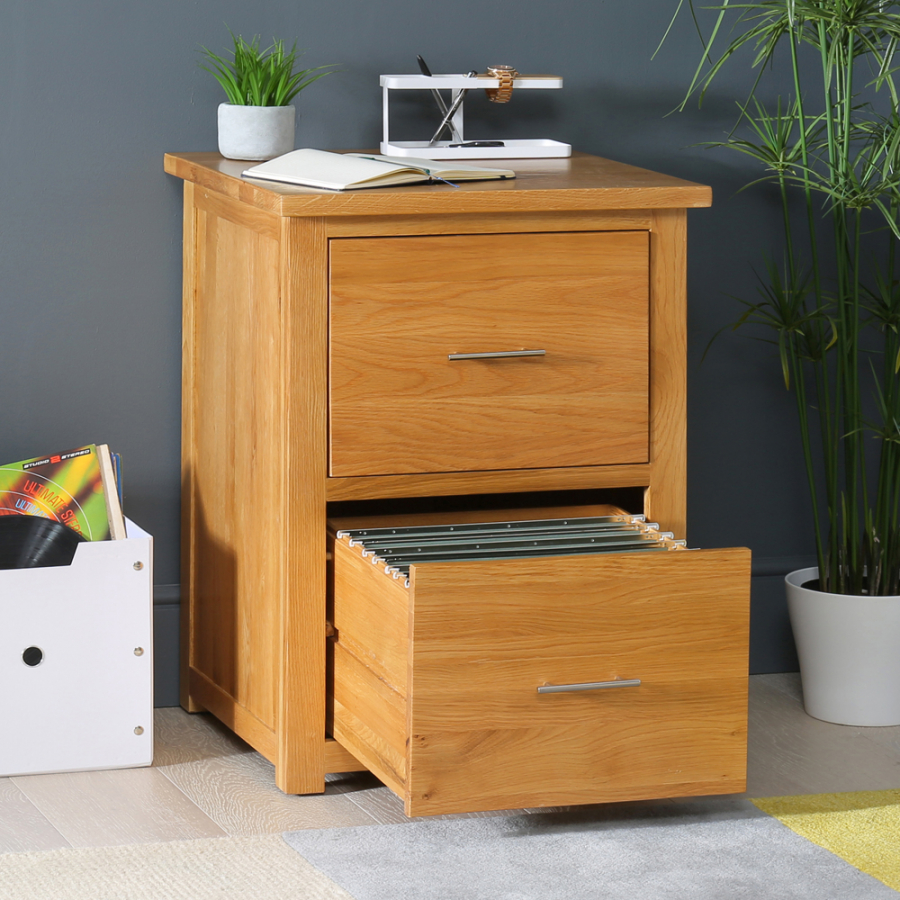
<box><xmin>217</xmin><ymin>103</ymin><xmax>295</xmax><ymax>161</ymax></box>
<box><xmin>786</xmin><ymin>566</ymin><xmax>900</xmax><ymax>725</ymax></box>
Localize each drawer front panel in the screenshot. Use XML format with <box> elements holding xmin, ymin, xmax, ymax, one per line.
<box><xmin>405</xmin><ymin>549</ymin><xmax>750</xmax><ymax>815</ymax></box>
<box><xmin>329</xmin><ymin>231</ymin><xmax>649</xmax><ymax>477</ymax></box>
<box><xmin>330</xmin><ymin>520</ymin><xmax>751</xmax><ymax>817</ymax></box>
<box><xmin>408</xmin><ymin>682</ymin><xmax>747</xmax><ymax>815</ymax></box>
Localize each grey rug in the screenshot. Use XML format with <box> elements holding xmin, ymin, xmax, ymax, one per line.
<box><xmin>284</xmin><ymin>798</ymin><xmax>898</xmax><ymax>899</ymax></box>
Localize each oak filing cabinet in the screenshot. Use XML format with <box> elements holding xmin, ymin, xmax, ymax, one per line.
<box><xmin>164</xmin><ymin>151</ymin><xmax>751</xmax><ymax>816</ymax></box>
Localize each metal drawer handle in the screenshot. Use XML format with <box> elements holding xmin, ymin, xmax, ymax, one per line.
<box><xmin>448</xmin><ymin>349</ymin><xmax>546</xmax><ymax>361</ymax></box>
<box><xmin>537</xmin><ymin>678</ymin><xmax>642</xmax><ymax>694</ymax></box>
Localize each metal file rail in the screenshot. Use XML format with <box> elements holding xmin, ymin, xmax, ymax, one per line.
<box><xmin>336</xmin><ymin>515</ymin><xmax>688</xmax><ymax>587</ymax></box>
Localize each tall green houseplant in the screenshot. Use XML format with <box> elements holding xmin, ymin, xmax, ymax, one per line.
<box><xmin>668</xmin><ymin>0</ymin><xmax>900</xmax><ymax>596</ymax></box>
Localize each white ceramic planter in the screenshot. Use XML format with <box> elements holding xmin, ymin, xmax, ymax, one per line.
<box><xmin>786</xmin><ymin>567</ymin><xmax>900</xmax><ymax>726</ymax></box>
<box><xmin>217</xmin><ymin>103</ymin><xmax>295</xmax><ymax>161</ymax></box>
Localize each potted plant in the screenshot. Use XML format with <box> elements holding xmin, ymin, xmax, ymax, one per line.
<box><xmin>663</xmin><ymin>0</ymin><xmax>900</xmax><ymax>725</ymax></box>
<box><xmin>200</xmin><ymin>31</ymin><xmax>336</xmax><ymax>161</ymax></box>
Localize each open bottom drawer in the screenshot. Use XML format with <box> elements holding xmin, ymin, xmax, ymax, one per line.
<box><xmin>328</xmin><ymin>509</ymin><xmax>751</xmax><ymax>817</ymax></box>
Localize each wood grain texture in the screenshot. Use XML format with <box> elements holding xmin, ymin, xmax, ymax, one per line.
<box><xmin>158</xmin><ymin>751</ymin><xmax>378</xmax><ymax>836</ymax></box>
<box><xmin>328</xmin><ymin>782</ymin><xmax>418</xmax><ymax>825</ymax></box>
<box><xmin>188</xmin><ymin>668</ymin><xmax>277</xmax><ymax>764</ymax></box>
<box><xmin>325</xmin><ymin>462</ymin><xmax>652</xmax><ymax>502</ymax></box>
<box><xmin>169</xmin><ymin>149</ymin><xmax>727</xmax><ymax>806</ymax></box>
<box><xmin>165</xmin><ymin>152</ymin><xmax>713</xmax><ymax>216</ymax></box>
<box><xmin>404</xmin><ymin>548</ymin><xmax>750</xmax><ymax>815</ymax></box>
<box><xmin>153</xmin><ymin>713</ymin><xmax>376</xmax><ymax>836</ymax></box>
<box><xmin>325</xmin><ymin>210</ymin><xmax>652</xmax><ymax>238</ymax></box>
<box><xmin>194</xmin><ymin>185</ymin><xmax>281</xmax><ymax>241</ymax></box>
<box><xmin>644</xmin><ymin>209</ymin><xmax>687</xmax><ymax>538</ymax></box>
<box><xmin>331</xmin><ymin>643</ymin><xmax>408</xmax><ymax>796</ymax></box>
<box><xmin>156</xmin><ymin>707</ymin><xmax>365</xmax><ymax>785</ymax></box>
<box><xmin>188</xmin><ymin>208</ymin><xmax>283</xmax><ymax>729</ymax></box>
<box><xmin>154</xmin><ymin>706</ymin><xmax>255</xmax><ymax>768</ymax></box>
<box><xmin>12</xmin><ymin>768</ymin><xmax>226</xmax><ymax>848</ymax></box>
<box><xmin>324</xmin><ymin>739</ymin><xmax>365</xmax><ymax>774</ymax></box>
<box><xmin>164</xmin><ymin>153</ymin><xmax>284</xmax><ymax>214</ymax></box>
<box><xmin>332</xmin><ymin>536</ymin><xmax>410</xmax><ymax>693</ymax></box>
<box><xmin>405</xmin><ymin>715</ymin><xmax>747</xmax><ymax>817</ymax></box>
<box><xmin>0</xmin><ymin>778</ymin><xmax>69</xmax><ymax>853</ymax></box>
<box><xmin>330</xmin><ymin>537</ymin><xmax>750</xmax><ymax>816</ymax></box>
<box><xmin>180</xmin><ymin>182</ymin><xmax>202</xmax><ymax>713</ymax></box>
<box><xmin>277</xmin><ymin>216</ymin><xmax>329</xmax><ymax>794</ymax></box>
<box><xmin>330</xmin><ymin>231</ymin><xmax>649</xmax><ymax>476</ymax></box>
<box><xmin>181</xmin><ymin>187</ymin><xmax>335</xmax><ymax>794</ymax></box>
<box><xmin>340</xmin><ymin>781</ymin><xmax>533</xmax><ymax>825</ymax></box>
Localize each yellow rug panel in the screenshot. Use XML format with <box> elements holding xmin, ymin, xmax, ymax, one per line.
<box><xmin>753</xmin><ymin>791</ymin><xmax>900</xmax><ymax>891</ymax></box>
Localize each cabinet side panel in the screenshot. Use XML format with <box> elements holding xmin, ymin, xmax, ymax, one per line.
<box><xmin>645</xmin><ymin>208</ymin><xmax>687</xmax><ymax>537</ymax></box>
<box><xmin>189</xmin><ymin>213</ymin><xmax>283</xmax><ymax>731</ymax></box>
<box><xmin>181</xmin><ymin>183</ymin><xmax>202</xmax><ymax>712</ymax></box>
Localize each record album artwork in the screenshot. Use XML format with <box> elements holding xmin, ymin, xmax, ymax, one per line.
<box><xmin>0</xmin><ymin>446</ymin><xmax>113</xmax><ymax>541</ymax></box>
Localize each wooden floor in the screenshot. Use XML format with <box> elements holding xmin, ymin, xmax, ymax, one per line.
<box><xmin>1</xmin><ymin>673</ymin><xmax>898</xmax><ymax>854</ymax></box>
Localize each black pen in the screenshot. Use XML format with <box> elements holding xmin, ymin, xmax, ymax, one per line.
<box><xmin>417</xmin><ymin>55</ymin><xmax>462</xmax><ymax>143</ymax></box>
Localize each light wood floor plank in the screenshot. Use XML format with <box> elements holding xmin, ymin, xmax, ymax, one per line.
<box><xmin>154</xmin><ymin>706</ymin><xmax>377</xmax><ymax>793</ymax></box>
<box><xmin>767</xmin><ymin>672</ymin><xmax>900</xmax><ymax>789</ymax></box>
<box><xmin>747</xmin><ymin>675</ymin><xmax>900</xmax><ymax>797</ymax></box>
<box><xmin>153</xmin><ymin>707</ymin><xmax>255</xmax><ymax>767</ymax></box>
<box><xmin>859</xmin><ymin>718</ymin><xmax>900</xmax><ymax>761</ymax></box>
<box><xmin>158</xmin><ymin>753</ymin><xmax>379</xmax><ymax>834</ymax></box>
<box><xmin>153</xmin><ymin>711</ymin><xmax>375</xmax><ymax>834</ymax></box>
<box><xmin>343</xmin><ymin>780</ymin><xmax>534</xmax><ymax>825</ymax></box>
<box><xmin>758</xmin><ymin>671</ymin><xmax>804</xmax><ymax>702</ymax></box>
<box><xmin>0</xmin><ymin>778</ymin><xmax>70</xmax><ymax>853</ymax></box>
<box><xmin>12</xmin><ymin>768</ymin><xmax>227</xmax><ymax>847</ymax></box>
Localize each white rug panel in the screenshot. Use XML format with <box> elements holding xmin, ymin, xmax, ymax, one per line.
<box><xmin>0</xmin><ymin>833</ymin><xmax>353</xmax><ymax>900</ymax></box>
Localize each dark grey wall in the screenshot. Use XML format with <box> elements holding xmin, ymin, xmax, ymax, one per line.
<box><xmin>1</xmin><ymin>1</ymin><xmax>808</xmax><ymax>705</ymax></box>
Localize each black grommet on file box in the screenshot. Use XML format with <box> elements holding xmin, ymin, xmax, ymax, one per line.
<box><xmin>22</xmin><ymin>646</ymin><xmax>43</xmax><ymax>667</ymax></box>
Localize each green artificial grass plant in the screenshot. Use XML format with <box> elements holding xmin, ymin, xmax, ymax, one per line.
<box><xmin>200</xmin><ymin>30</ymin><xmax>336</xmax><ymax>107</ymax></box>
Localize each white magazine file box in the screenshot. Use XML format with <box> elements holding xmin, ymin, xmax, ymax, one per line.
<box><xmin>0</xmin><ymin>518</ymin><xmax>153</xmax><ymax>776</ymax></box>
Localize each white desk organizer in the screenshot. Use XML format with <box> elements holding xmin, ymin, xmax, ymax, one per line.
<box><xmin>0</xmin><ymin>518</ymin><xmax>153</xmax><ymax>777</ymax></box>
<box><xmin>380</xmin><ymin>74</ymin><xmax>572</xmax><ymax>160</ymax></box>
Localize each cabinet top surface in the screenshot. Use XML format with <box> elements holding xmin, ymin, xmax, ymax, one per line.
<box><xmin>163</xmin><ymin>151</ymin><xmax>711</xmax><ymax>217</ymax></box>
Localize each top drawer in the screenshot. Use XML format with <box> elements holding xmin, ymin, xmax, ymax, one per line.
<box><xmin>329</xmin><ymin>231</ymin><xmax>649</xmax><ymax>477</ymax></box>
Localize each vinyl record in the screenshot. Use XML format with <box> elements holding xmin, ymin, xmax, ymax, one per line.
<box><xmin>0</xmin><ymin>515</ymin><xmax>87</xmax><ymax>570</ymax></box>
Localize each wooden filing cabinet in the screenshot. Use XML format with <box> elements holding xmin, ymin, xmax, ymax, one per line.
<box><xmin>164</xmin><ymin>150</ymin><xmax>750</xmax><ymax>813</ymax></box>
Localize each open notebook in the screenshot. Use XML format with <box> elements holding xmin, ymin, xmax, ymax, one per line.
<box><xmin>242</xmin><ymin>149</ymin><xmax>515</xmax><ymax>191</ymax></box>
